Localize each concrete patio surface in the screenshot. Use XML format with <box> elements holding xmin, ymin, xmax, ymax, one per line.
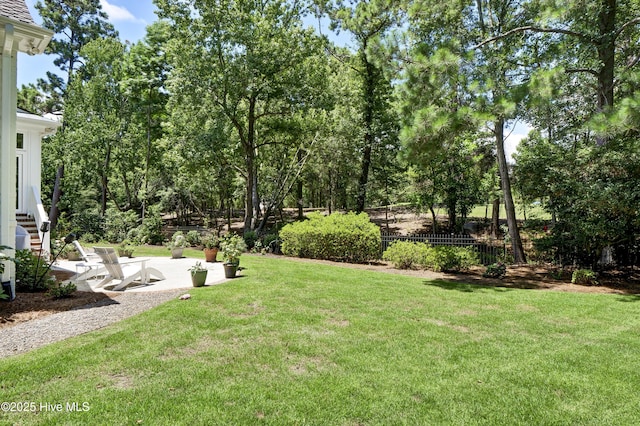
<box><xmin>54</xmin><ymin>257</ymin><xmax>229</xmax><ymax>293</ymax></box>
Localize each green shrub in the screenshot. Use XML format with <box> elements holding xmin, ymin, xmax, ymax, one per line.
<box><xmin>105</xmin><ymin>208</ymin><xmax>139</xmax><ymax>243</ymax></box>
<box><xmin>72</xmin><ymin>209</ymin><xmax>105</xmax><ymax>240</ymax></box>
<box><xmin>383</xmin><ymin>242</ymin><xmax>480</xmax><ymax>272</ymax></box>
<box><xmin>280</xmin><ymin>212</ymin><xmax>381</xmax><ymax>263</ymax></box>
<box><xmin>14</xmin><ymin>250</ymin><xmax>54</xmax><ymax>292</ymax></box>
<box><xmin>243</xmin><ymin>230</ymin><xmax>258</xmax><ymax>250</ymax></box>
<box><xmin>382</xmin><ymin>241</ymin><xmax>431</xmax><ymax>269</ymax></box>
<box><xmin>136</xmin><ymin>207</ymin><xmax>165</xmax><ymax>245</ymax></box>
<box><xmin>186</xmin><ymin>230</ymin><xmax>201</xmax><ymax>247</ymax></box>
<box><xmin>483</xmin><ymin>262</ymin><xmax>507</xmax><ymax>279</ymax></box>
<box><xmin>424</xmin><ymin>246</ymin><xmax>479</xmax><ymax>272</ymax></box>
<box><xmin>48</xmin><ymin>281</ymin><xmax>77</xmax><ymax>298</ymax></box>
<box><xmin>571</xmin><ymin>269</ymin><xmax>598</xmax><ymax>286</ymax></box>
<box><xmin>262</xmin><ymin>233</ymin><xmax>279</xmax><ymax>251</ymax></box>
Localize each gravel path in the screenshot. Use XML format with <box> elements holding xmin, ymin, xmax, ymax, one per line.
<box><xmin>0</xmin><ymin>290</ymin><xmax>186</xmax><ymax>358</ymax></box>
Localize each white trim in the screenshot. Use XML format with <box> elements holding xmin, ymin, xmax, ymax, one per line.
<box><xmin>0</xmin><ymin>17</ymin><xmax>53</xmax><ymax>55</ymax></box>
<box><xmin>15</xmin><ymin>152</ymin><xmax>23</xmax><ymax>212</ymax></box>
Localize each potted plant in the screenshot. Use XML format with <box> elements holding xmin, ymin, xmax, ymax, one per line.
<box><xmin>66</xmin><ymin>247</ymin><xmax>82</xmax><ymax>261</ymax></box>
<box><xmin>117</xmin><ymin>240</ymin><xmax>136</xmax><ymax>258</ymax></box>
<box><xmin>219</xmin><ymin>234</ymin><xmax>247</xmax><ymax>278</ymax></box>
<box><xmin>188</xmin><ymin>261</ymin><xmax>208</xmax><ymax>287</ymax></box>
<box><xmin>202</xmin><ymin>234</ymin><xmax>220</xmax><ymax>262</ymax></box>
<box><xmin>53</xmin><ymin>239</ymin><xmax>78</xmax><ymax>261</ymax></box>
<box><xmin>167</xmin><ymin>231</ymin><xmax>189</xmax><ymax>259</ymax></box>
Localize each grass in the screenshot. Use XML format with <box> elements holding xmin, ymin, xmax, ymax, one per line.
<box><xmin>2</xmin><ymin>256</ymin><xmax>640</xmax><ymax>424</ymax></box>
<box><xmin>466</xmin><ymin>203</ymin><xmax>551</xmax><ymax>221</ymax></box>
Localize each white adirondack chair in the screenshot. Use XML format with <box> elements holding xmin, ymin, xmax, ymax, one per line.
<box><xmin>93</xmin><ymin>247</ymin><xmax>165</xmax><ymax>291</ymax></box>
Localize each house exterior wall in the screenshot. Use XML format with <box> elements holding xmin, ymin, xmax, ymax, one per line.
<box><xmin>16</xmin><ymin>114</ymin><xmax>59</xmax><ymax>214</ymax></box>
<box><xmin>0</xmin><ymin>8</ymin><xmax>53</xmax><ymax>293</ymax></box>
<box><xmin>0</xmin><ymin>23</ymin><xmax>19</xmax><ymax>285</ymax></box>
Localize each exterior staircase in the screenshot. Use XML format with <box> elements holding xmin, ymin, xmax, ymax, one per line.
<box><xmin>16</xmin><ymin>213</ymin><xmax>43</xmax><ymax>254</ymax></box>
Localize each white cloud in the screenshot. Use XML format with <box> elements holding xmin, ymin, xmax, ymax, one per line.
<box><xmin>504</xmin><ymin>122</ymin><xmax>533</xmax><ymax>163</ymax></box>
<box><xmin>100</xmin><ymin>0</ymin><xmax>141</xmax><ymax>23</ymax></box>
<box><xmin>504</xmin><ymin>132</ymin><xmax>527</xmax><ymax>163</ymax></box>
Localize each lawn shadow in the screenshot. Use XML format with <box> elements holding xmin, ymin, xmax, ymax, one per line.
<box><xmin>425</xmin><ymin>279</ymin><xmax>515</xmax><ymax>293</ymax></box>
<box><xmin>616</xmin><ymin>294</ymin><xmax>640</xmax><ymax>302</ymax></box>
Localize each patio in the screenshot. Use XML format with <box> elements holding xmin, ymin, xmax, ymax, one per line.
<box><xmin>54</xmin><ymin>256</ymin><xmax>229</xmax><ymax>293</ymax></box>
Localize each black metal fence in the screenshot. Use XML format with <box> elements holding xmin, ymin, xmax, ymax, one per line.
<box><xmin>381</xmin><ymin>233</ymin><xmax>506</xmax><ymax>265</ymax></box>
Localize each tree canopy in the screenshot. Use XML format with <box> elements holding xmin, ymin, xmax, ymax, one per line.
<box><xmin>25</xmin><ymin>0</ymin><xmax>640</xmax><ymax>267</ymax></box>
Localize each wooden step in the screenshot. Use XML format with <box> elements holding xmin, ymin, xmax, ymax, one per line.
<box><xmin>16</xmin><ymin>214</ymin><xmax>43</xmax><ymax>253</ymax></box>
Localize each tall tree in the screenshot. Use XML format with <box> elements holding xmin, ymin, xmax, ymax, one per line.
<box><xmin>319</xmin><ymin>0</ymin><xmax>401</xmax><ymax>213</ymax></box>
<box><xmin>35</xmin><ymin>0</ymin><xmax>117</xmax><ymax>229</ymax></box>
<box><xmin>124</xmin><ymin>21</ymin><xmax>171</xmax><ymax>220</ymax></box>
<box><xmin>35</xmin><ymin>0</ymin><xmax>117</xmax><ymax>98</ymax></box>
<box><xmin>477</xmin><ymin>0</ymin><xmax>640</xmax><ymax>139</ymax></box>
<box><xmin>63</xmin><ymin>38</ymin><xmax>131</xmax><ymax>216</ymax></box>
<box><xmin>402</xmin><ymin>0</ymin><xmax>528</xmax><ymax>261</ymax></box>
<box><xmin>156</xmin><ymin>0</ymin><xmax>328</xmax><ymax>231</ymax></box>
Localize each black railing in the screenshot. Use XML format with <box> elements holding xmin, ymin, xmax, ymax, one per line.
<box><xmin>381</xmin><ymin>233</ymin><xmax>506</xmax><ymax>265</ymax></box>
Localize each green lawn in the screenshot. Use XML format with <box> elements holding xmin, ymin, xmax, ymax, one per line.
<box><xmin>1</xmin><ymin>256</ymin><xmax>639</xmax><ymax>425</ymax></box>
<box><xmin>465</xmin><ymin>203</ymin><xmax>551</xmax><ymax>221</ymax></box>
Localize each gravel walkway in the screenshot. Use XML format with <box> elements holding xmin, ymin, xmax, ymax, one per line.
<box><xmin>0</xmin><ymin>289</ymin><xmax>186</xmax><ymax>358</ymax></box>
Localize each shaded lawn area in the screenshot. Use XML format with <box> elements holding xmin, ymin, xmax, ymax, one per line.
<box><xmin>1</xmin><ymin>256</ymin><xmax>640</xmax><ymax>425</ymax></box>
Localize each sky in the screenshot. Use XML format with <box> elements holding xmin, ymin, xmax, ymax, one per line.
<box><xmin>20</xmin><ymin>0</ymin><xmax>157</xmax><ymax>87</ymax></box>
<box><xmin>19</xmin><ymin>0</ymin><xmax>528</xmax><ymax>160</ymax></box>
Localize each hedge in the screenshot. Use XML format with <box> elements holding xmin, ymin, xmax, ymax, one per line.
<box><xmin>280</xmin><ymin>212</ymin><xmax>381</xmax><ymax>263</ymax></box>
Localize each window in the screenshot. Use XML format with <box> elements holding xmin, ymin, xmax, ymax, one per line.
<box><xmin>16</xmin><ymin>133</ymin><xmax>24</xmax><ymax>149</ymax></box>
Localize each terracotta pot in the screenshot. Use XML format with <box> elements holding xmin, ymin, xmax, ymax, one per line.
<box><xmin>204</xmin><ymin>248</ymin><xmax>218</xmax><ymax>262</ymax></box>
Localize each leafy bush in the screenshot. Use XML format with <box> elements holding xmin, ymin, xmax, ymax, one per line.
<box><xmin>72</xmin><ymin>209</ymin><xmax>105</xmax><ymax>240</ymax></box>
<box><xmin>383</xmin><ymin>242</ymin><xmax>479</xmax><ymax>272</ymax></box>
<box><xmin>425</xmin><ymin>245</ymin><xmax>479</xmax><ymax>272</ymax></box>
<box><xmin>186</xmin><ymin>230</ymin><xmax>201</xmax><ymax>247</ymax></box>
<box><xmin>571</xmin><ymin>269</ymin><xmax>598</xmax><ymax>286</ymax></box>
<box><xmin>105</xmin><ymin>208</ymin><xmax>139</xmax><ymax>243</ymax></box>
<box><xmin>382</xmin><ymin>241</ymin><xmax>431</xmax><ymax>269</ymax></box>
<box><xmin>220</xmin><ymin>234</ymin><xmax>247</xmax><ymax>264</ymax></box>
<box><xmin>483</xmin><ymin>262</ymin><xmax>507</xmax><ymax>279</ymax></box>
<box><xmin>167</xmin><ymin>231</ymin><xmax>189</xmax><ymax>250</ymax></box>
<box><xmin>137</xmin><ymin>207</ymin><xmax>165</xmax><ymax>245</ymax></box>
<box><xmin>202</xmin><ymin>234</ymin><xmax>220</xmax><ymax>249</ymax></box>
<box><xmin>262</xmin><ymin>233</ymin><xmax>279</xmax><ymax>252</ymax></box>
<box><xmin>243</xmin><ymin>230</ymin><xmax>258</xmax><ymax>250</ymax></box>
<box><xmin>14</xmin><ymin>250</ymin><xmax>54</xmax><ymax>292</ymax></box>
<box><xmin>48</xmin><ymin>281</ymin><xmax>77</xmax><ymax>298</ymax></box>
<box><xmin>280</xmin><ymin>212</ymin><xmax>381</xmax><ymax>263</ymax></box>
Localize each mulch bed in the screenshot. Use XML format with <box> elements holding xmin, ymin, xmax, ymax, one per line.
<box><xmin>0</xmin><ymin>269</ymin><xmax>117</xmax><ymax>330</ymax></box>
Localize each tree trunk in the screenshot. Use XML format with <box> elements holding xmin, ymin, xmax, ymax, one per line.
<box><xmin>430</xmin><ymin>206</ymin><xmax>438</xmax><ymax>233</ymax></box>
<box><xmin>142</xmin><ymin>102</ymin><xmax>152</xmax><ymax>221</ymax></box>
<box><xmin>495</xmin><ymin>119</ymin><xmax>526</xmax><ymax>263</ymax></box>
<box><xmin>48</xmin><ymin>164</ymin><xmax>64</xmax><ymax>230</ymax></box>
<box><xmin>101</xmin><ymin>144</ymin><xmax>111</xmax><ymax>216</ymax></box>
<box><xmin>491</xmin><ymin>196</ymin><xmax>500</xmax><ymax>238</ymax></box>
<box><xmin>356</xmin><ymin>44</ymin><xmax>376</xmax><ymax>213</ymax></box>
<box><xmin>597</xmin><ymin>0</ymin><xmax>616</xmax><ymax>113</ymax></box>
<box><xmin>297</xmin><ymin>149</ymin><xmax>304</xmax><ymax>220</ymax></box>
<box><xmin>243</xmin><ymin>96</ymin><xmax>257</xmax><ymax>231</ymax></box>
